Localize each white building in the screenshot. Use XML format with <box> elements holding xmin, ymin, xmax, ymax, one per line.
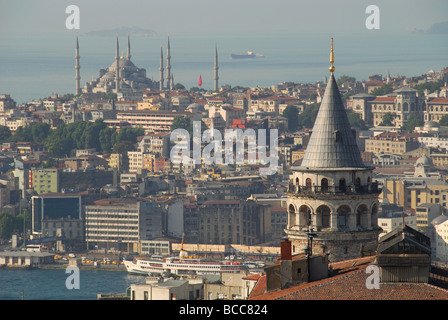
<box><xmin>128</xmin><ymin>277</ymin><xmax>204</xmax><ymax>300</ymax></box>
<box><xmin>432</xmin><ymin>215</ymin><xmax>448</xmax><ymax>262</ymax></box>
<box><xmin>378</xmin><ymin>213</ymin><xmax>417</xmax><ymax>239</ymax></box>
<box><xmin>85</xmin><ymin>199</ymin><xmax>163</xmax><ymax>252</ymax></box>
<box><xmin>0</xmin><ymin>251</ymin><xmax>54</xmax><ymax>267</ymax></box>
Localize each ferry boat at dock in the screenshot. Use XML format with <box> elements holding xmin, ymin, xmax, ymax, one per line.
<box><xmin>123</xmin><ymin>256</ymin><xmax>247</xmax><ymax>276</ymax></box>
<box><xmin>123</xmin><ymin>236</ymin><xmax>247</xmax><ymax>276</ymax></box>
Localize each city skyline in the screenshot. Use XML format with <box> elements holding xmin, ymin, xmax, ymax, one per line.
<box><xmin>0</xmin><ymin>1</ymin><xmax>447</xmax><ymax>103</ymax></box>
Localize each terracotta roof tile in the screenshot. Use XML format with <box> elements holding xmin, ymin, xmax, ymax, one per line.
<box><xmin>249</xmin><ymin>256</ymin><xmax>448</xmax><ymax>300</ymax></box>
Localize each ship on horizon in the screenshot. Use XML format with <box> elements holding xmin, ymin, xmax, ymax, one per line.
<box><xmin>231</xmin><ymin>50</ymin><xmax>264</xmax><ymax>59</ymax></box>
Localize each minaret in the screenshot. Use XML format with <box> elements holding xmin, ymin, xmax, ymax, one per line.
<box><xmin>75</xmin><ymin>36</ymin><xmax>81</xmax><ymax>96</ymax></box>
<box><xmin>115</xmin><ymin>36</ymin><xmax>120</xmax><ymax>92</ymax></box>
<box><xmin>170</xmin><ymin>74</ymin><xmax>174</xmax><ymax>91</ymax></box>
<box><xmin>286</xmin><ymin>38</ymin><xmax>381</xmax><ymax>262</ymax></box>
<box><xmin>214</xmin><ymin>44</ymin><xmax>219</xmax><ymax>91</ymax></box>
<box><xmin>166</xmin><ymin>36</ymin><xmax>171</xmax><ymax>91</ymax></box>
<box><xmin>126</xmin><ymin>34</ymin><xmax>131</xmax><ymax>60</ymax></box>
<box><xmin>159</xmin><ymin>46</ymin><xmax>164</xmax><ymax>91</ymax></box>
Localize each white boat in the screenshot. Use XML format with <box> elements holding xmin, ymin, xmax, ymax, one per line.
<box><xmin>124</xmin><ymin>235</ymin><xmax>247</xmax><ymax>276</ymax></box>
<box><xmin>123</xmin><ymin>256</ymin><xmax>247</xmax><ymax>276</ymax></box>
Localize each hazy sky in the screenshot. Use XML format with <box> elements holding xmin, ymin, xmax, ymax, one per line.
<box><xmin>1</xmin><ymin>0</ymin><xmax>447</xmax><ymax>38</ymax></box>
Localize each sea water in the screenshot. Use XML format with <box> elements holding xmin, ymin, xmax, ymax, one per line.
<box><xmin>0</xmin><ymin>268</ymin><xmax>144</xmax><ymax>300</ymax></box>
<box><xmin>0</xmin><ymin>32</ymin><xmax>446</xmax><ymax>104</ymax></box>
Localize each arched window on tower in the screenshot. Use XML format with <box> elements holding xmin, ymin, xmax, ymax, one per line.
<box><xmin>356</xmin><ymin>204</ymin><xmax>368</xmax><ymax>228</ymax></box>
<box><xmin>321</xmin><ymin>178</ymin><xmax>329</xmax><ymax>192</ymax></box>
<box><xmin>403</xmin><ymin>102</ymin><xmax>409</xmax><ymax>112</ymax></box>
<box><xmin>317</xmin><ymin>205</ymin><xmax>331</xmax><ymax>228</ymax></box>
<box><xmin>299</xmin><ymin>205</ymin><xmax>311</xmax><ymax>227</ymax></box>
<box><xmin>289</xmin><ymin>204</ymin><xmax>296</xmax><ymax>228</ymax></box>
<box><xmin>305</xmin><ymin>178</ymin><xmax>312</xmax><ymax>191</ymax></box>
<box><xmin>337</xmin><ymin>205</ymin><xmax>351</xmax><ymax>228</ymax></box>
<box><xmin>355</xmin><ymin>177</ymin><xmax>361</xmax><ymax>192</ymax></box>
<box><xmin>339</xmin><ymin>178</ymin><xmax>346</xmax><ymax>192</ymax></box>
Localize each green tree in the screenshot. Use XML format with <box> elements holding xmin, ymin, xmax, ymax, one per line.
<box><xmin>401</xmin><ymin>114</ymin><xmax>423</xmax><ymax>132</ymax></box>
<box><xmin>297</xmin><ymin>103</ymin><xmax>320</xmax><ymax>129</ymax></box>
<box><xmin>371</xmin><ymin>84</ymin><xmax>394</xmax><ymax>96</ymax></box>
<box><xmin>346</xmin><ymin>110</ymin><xmax>369</xmax><ymax>130</ymax></box>
<box><xmin>44</xmin><ymin>135</ymin><xmax>71</xmax><ymax>157</ymax></box>
<box><xmin>112</xmin><ymin>140</ymin><xmax>135</xmax><ymax>155</ymax></box>
<box><xmin>282</xmin><ymin>105</ymin><xmax>299</xmax><ymax>131</ymax></box>
<box><xmin>440</xmin><ymin>115</ymin><xmax>448</xmax><ymax>126</ymax></box>
<box><xmin>171</xmin><ymin>116</ymin><xmax>193</xmax><ymax>134</ymax></box>
<box><xmin>0</xmin><ymin>125</ymin><xmax>11</xmax><ymax>143</ymax></box>
<box><xmin>379</xmin><ymin>112</ymin><xmax>397</xmax><ymax>126</ymax></box>
<box><xmin>413</xmin><ymin>81</ymin><xmax>443</xmax><ymax>97</ymax></box>
<box><xmin>101</xmin><ymin>92</ymin><xmax>117</xmax><ymax>100</ymax></box>
<box><xmin>337</xmin><ymin>75</ymin><xmax>356</xmax><ymax>85</ymax></box>
<box><xmin>0</xmin><ymin>212</ymin><xmax>17</xmax><ymax>240</ymax></box>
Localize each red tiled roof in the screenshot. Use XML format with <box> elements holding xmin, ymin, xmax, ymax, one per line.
<box><xmin>203</xmin><ymin>200</ymin><xmax>241</xmax><ymax>205</ymax></box>
<box><xmin>249</xmin><ymin>274</ymin><xmax>267</xmax><ymax>299</ymax></box>
<box><xmin>428</xmin><ymin>98</ymin><xmax>448</xmax><ymax>104</ymax></box>
<box><xmin>243</xmin><ymin>273</ymin><xmax>263</xmax><ymax>281</ymax></box>
<box><xmin>250</xmin><ymin>256</ymin><xmax>448</xmax><ymax>300</ymax></box>
<box><xmin>371</xmin><ymin>97</ymin><xmax>396</xmax><ymax>102</ymax></box>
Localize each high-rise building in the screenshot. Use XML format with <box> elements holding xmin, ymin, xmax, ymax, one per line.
<box><xmin>286</xmin><ymin>39</ymin><xmax>381</xmax><ymax>262</ymax></box>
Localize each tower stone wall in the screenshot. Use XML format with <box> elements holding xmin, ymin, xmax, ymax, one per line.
<box><xmin>285</xmin><ymin>39</ymin><xmax>381</xmax><ymax>262</ymax></box>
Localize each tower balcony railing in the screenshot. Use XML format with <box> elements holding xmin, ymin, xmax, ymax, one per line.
<box><xmin>288</xmin><ymin>182</ymin><xmax>380</xmax><ymax>195</ymax></box>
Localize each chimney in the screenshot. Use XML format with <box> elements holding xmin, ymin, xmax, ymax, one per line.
<box><xmin>280</xmin><ymin>238</ymin><xmax>292</xmax><ymax>260</ymax></box>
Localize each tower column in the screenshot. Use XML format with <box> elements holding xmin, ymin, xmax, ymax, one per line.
<box><xmin>127</xmin><ymin>34</ymin><xmax>131</xmax><ymax>60</ymax></box>
<box><xmin>330</xmin><ymin>211</ymin><xmax>338</xmax><ymax>231</ymax></box>
<box><xmin>166</xmin><ymin>36</ymin><xmax>171</xmax><ymax>91</ymax></box>
<box><xmin>115</xmin><ymin>36</ymin><xmax>120</xmax><ymax>92</ymax></box>
<box><xmin>75</xmin><ymin>36</ymin><xmax>81</xmax><ymax>96</ymax></box>
<box><xmin>159</xmin><ymin>46</ymin><xmax>164</xmax><ymax>91</ymax></box>
<box><xmin>214</xmin><ymin>44</ymin><xmax>219</xmax><ymax>91</ymax></box>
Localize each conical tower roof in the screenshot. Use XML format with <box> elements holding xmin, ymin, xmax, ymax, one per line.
<box><xmin>300</xmin><ymin>41</ymin><xmax>365</xmax><ymax>169</ymax></box>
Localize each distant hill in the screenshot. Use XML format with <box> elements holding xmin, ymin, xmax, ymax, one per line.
<box><xmin>427</xmin><ymin>21</ymin><xmax>448</xmax><ymax>34</ymax></box>
<box><xmin>83</xmin><ymin>26</ymin><xmax>158</xmax><ymax>37</ymax></box>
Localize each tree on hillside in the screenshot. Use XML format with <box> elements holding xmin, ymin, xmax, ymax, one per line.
<box><xmin>346</xmin><ymin>110</ymin><xmax>369</xmax><ymax>130</ymax></box>
<box><xmin>440</xmin><ymin>115</ymin><xmax>448</xmax><ymax>126</ymax></box>
<box><xmin>0</xmin><ymin>126</ymin><xmax>11</xmax><ymax>143</ymax></box>
<box><xmin>401</xmin><ymin>114</ymin><xmax>423</xmax><ymax>132</ymax></box>
<box><xmin>371</xmin><ymin>84</ymin><xmax>394</xmax><ymax>96</ymax></box>
<box><xmin>379</xmin><ymin>112</ymin><xmax>397</xmax><ymax>126</ymax></box>
<box><xmin>337</xmin><ymin>75</ymin><xmax>356</xmax><ymax>85</ymax></box>
<box><xmin>282</xmin><ymin>105</ymin><xmax>299</xmax><ymax>131</ymax></box>
<box><xmin>413</xmin><ymin>81</ymin><xmax>443</xmax><ymax>97</ymax></box>
<box><xmin>171</xmin><ymin>116</ymin><xmax>193</xmax><ymax>134</ymax></box>
<box><xmin>297</xmin><ymin>103</ymin><xmax>320</xmax><ymax>129</ymax></box>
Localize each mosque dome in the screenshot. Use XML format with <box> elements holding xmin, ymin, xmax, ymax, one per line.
<box><xmin>109</xmin><ymin>58</ymin><xmax>136</xmax><ymax>71</ymax></box>
<box><xmin>431</xmin><ymin>215</ymin><xmax>448</xmax><ymax>226</ymax></box>
<box><xmin>415</xmin><ymin>155</ymin><xmax>434</xmax><ymax>167</ymax></box>
<box><xmin>423</xmin><ymin>121</ymin><xmax>440</xmax><ymax>130</ymax></box>
<box><xmin>186</xmin><ymin>103</ymin><xmax>203</xmax><ymax>111</ymax></box>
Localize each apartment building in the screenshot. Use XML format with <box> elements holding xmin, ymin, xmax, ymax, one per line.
<box><xmin>425</xmin><ymin>97</ymin><xmax>448</xmax><ymax>123</ymax></box>
<box><xmin>84</xmin><ymin>198</ymin><xmax>163</xmax><ymax>252</ymax></box>
<box><xmin>198</xmin><ymin>200</ymin><xmax>271</xmax><ymax>246</ymax></box>
<box><xmin>365</xmin><ymin>131</ymin><xmax>419</xmax><ymax>155</ymax></box>
<box><xmin>31</xmin><ymin>168</ymin><xmax>59</xmax><ymax>194</ymax></box>
<box><xmin>138</xmin><ymin>133</ymin><xmax>170</xmax><ymax>157</ymax></box>
<box><xmin>371</xmin><ymin>87</ymin><xmax>422</xmax><ymax>128</ymax></box>
<box><xmin>116</xmin><ymin>110</ymin><xmax>190</xmax><ymax>134</ymax></box>
<box><xmin>31</xmin><ymin>194</ymin><xmax>83</xmax><ymax>243</ymax></box>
